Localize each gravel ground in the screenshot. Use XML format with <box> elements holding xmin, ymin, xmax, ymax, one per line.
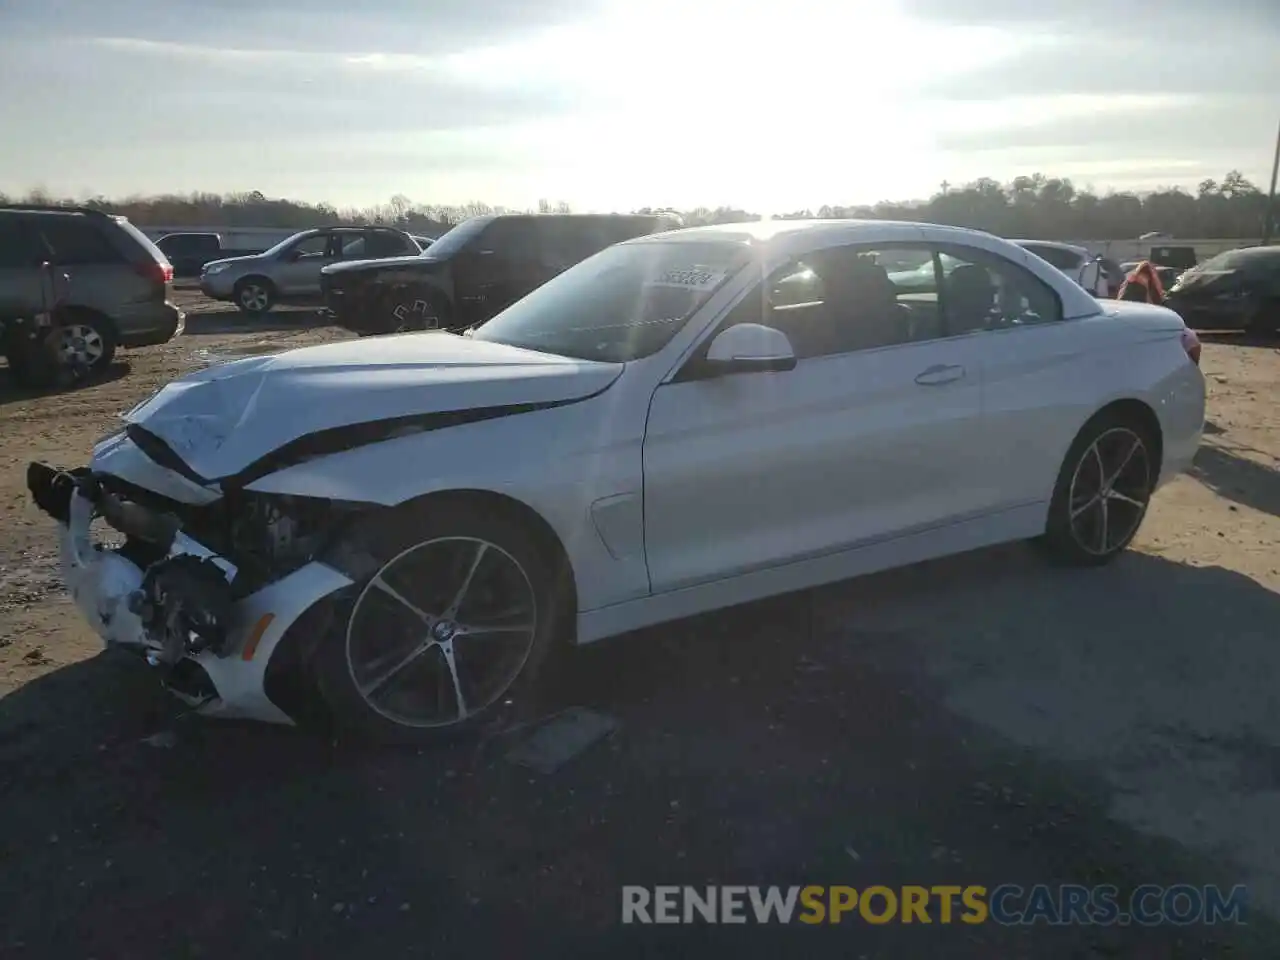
<box><xmin>1</xmin><ymin>295</ymin><xmax>1279</xmax><ymax>957</ymax></box>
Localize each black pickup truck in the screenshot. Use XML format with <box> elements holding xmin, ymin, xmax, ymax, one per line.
<box><xmin>320</xmin><ymin>213</ymin><xmax>680</xmax><ymax>336</ymax></box>
<box><xmin>154</xmin><ymin>232</ymin><xmax>265</xmax><ymax>278</ymax></box>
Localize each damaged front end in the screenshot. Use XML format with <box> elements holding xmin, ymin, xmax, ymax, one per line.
<box><xmin>27</xmin><ymin>455</ymin><xmax>361</xmax><ymax>725</ymax></box>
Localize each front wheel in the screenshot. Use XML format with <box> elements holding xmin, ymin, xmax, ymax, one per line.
<box><xmin>387</xmin><ymin>292</ymin><xmax>452</xmax><ymax>333</ymax></box>
<box><xmin>313</xmin><ymin>502</ymin><xmax>566</xmax><ymax>743</ymax></box>
<box><xmin>1040</xmin><ymin>413</ymin><xmax>1156</xmax><ymax>566</ymax></box>
<box><xmin>234</xmin><ymin>278</ymin><xmax>275</xmax><ymax>315</ymax></box>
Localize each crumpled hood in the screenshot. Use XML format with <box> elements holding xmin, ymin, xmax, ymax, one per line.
<box><xmin>120</xmin><ymin>333</ymin><xmax>621</xmax><ymax>482</ymax></box>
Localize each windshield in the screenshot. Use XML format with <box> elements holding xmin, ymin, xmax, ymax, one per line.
<box><xmin>422</xmin><ymin>216</ymin><xmax>492</xmax><ymax>259</ymax></box>
<box><xmin>472</xmin><ymin>240</ymin><xmax>753</xmax><ymax>362</ymax></box>
<box><xmin>1196</xmin><ymin>248</ymin><xmax>1276</xmax><ymax>273</ymax></box>
<box><xmin>261</xmin><ymin>230</ymin><xmax>315</xmax><ymax>258</ymax></box>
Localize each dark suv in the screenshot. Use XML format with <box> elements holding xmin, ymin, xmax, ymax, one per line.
<box><xmin>1</xmin><ymin>205</ymin><xmax>182</xmax><ymax>383</ymax></box>
<box><xmin>321</xmin><ymin>213</ymin><xmax>681</xmax><ymax>335</ymax></box>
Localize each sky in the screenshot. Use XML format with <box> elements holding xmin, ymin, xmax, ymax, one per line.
<box><xmin>0</xmin><ymin>0</ymin><xmax>1276</xmax><ymax>213</ymax></box>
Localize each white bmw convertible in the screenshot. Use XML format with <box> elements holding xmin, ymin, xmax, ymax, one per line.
<box><xmin>28</xmin><ymin>220</ymin><xmax>1205</xmax><ymax>742</ymax></box>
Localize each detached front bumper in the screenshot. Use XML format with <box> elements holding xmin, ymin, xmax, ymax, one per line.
<box><xmin>27</xmin><ymin>462</ymin><xmax>353</xmax><ymax>725</ymax></box>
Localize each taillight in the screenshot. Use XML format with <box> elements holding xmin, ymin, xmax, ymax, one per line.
<box><xmin>1180</xmin><ymin>327</ymin><xmax>1201</xmax><ymax>366</ymax></box>
<box><xmin>134</xmin><ymin>261</ymin><xmax>173</xmax><ymax>284</ymax></box>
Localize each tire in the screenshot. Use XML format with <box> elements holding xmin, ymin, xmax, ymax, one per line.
<box><xmin>1039</xmin><ymin>410</ymin><xmax>1157</xmax><ymax>566</ymax></box>
<box><xmin>48</xmin><ymin>310</ymin><xmax>117</xmax><ymax>379</ymax></box>
<box><xmin>312</xmin><ymin>499</ymin><xmax>569</xmax><ymax>744</ymax></box>
<box><xmin>387</xmin><ymin>290</ymin><xmax>452</xmax><ymax>333</ymax></box>
<box><xmin>234</xmin><ymin>277</ymin><xmax>275</xmax><ymax>315</ymax></box>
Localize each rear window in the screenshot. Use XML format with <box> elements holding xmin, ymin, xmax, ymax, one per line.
<box><xmin>112</xmin><ymin>217</ymin><xmax>171</xmax><ymax>266</ymax></box>
<box><xmin>33</xmin><ymin>215</ymin><xmax>126</xmax><ymax>265</ymax></box>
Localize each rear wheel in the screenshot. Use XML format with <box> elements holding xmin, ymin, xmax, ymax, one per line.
<box><xmin>1040</xmin><ymin>412</ymin><xmax>1156</xmax><ymax>566</ymax></box>
<box><xmin>50</xmin><ymin>311</ymin><xmax>116</xmax><ymax>377</ymax></box>
<box><xmin>313</xmin><ymin>501</ymin><xmax>567</xmax><ymax>743</ymax></box>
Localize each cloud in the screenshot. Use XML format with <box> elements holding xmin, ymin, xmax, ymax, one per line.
<box><xmin>0</xmin><ymin>35</ymin><xmax>580</xmax><ymax>144</ymax></box>
<box><xmin>902</xmin><ymin>0</ymin><xmax>1280</xmax><ymax>36</ymax></box>
<box><xmin>3</xmin><ymin>0</ymin><xmax>612</xmax><ymax>54</ymax></box>
<box><xmin>936</xmin><ymin>96</ymin><xmax>1269</xmax><ymax>152</ymax></box>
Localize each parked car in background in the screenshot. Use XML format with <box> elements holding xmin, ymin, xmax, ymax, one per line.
<box><xmin>1148</xmin><ymin>244</ymin><xmax>1198</xmax><ymax>274</ymax></box>
<box><xmin>154</xmin><ymin>232</ymin><xmax>265</xmax><ymax>278</ymax></box>
<box><xmin>1164</xmin><ymin>245</ymin><xmax>1280</xmax><ymax>332</ymax></box>
<box><xmin>410</xmin><ymin>235</ymin><xmax>435</xmax><ymax>250</ymax></box>
<box><xmin>1015</xmin><ymin>240</ymin><xmax>1122</xmax><ymax>298</ymax></box>
<box><xmin>1</xmin><ymin>205</ymin><xmax>182</xmax><ymax>385</ymax></box>
<box><xmin>27</xmin><ymin>219</ymin><xmax>1204</xmax><ymax>741</ymax></box>
<box><xmin>321</xmin><ymin>212</ymin><xmax>682</xmax><ymax>336</ymax></box>
<box><xmin>1120</xmin><ymin>261</ymin><xmax>1183</xmax><ymax>290</ymax></box>
<box><xmin>199</xmin><ymin>226</ymin><xmax>421</xmax><ymax>314</ymax></box>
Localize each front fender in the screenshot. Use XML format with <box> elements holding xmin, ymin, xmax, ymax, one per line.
<box><xmin>241</xmin><ymin>398</ymin><xmax>651</xmax><ymax>612</ymax></box>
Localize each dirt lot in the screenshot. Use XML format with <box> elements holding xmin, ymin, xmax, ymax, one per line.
<box><xmin>2</xmin><ymin>295</ymin><xmax>1280</xmax><ymax>957</ymax></box>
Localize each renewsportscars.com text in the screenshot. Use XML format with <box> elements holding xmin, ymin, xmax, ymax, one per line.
<box><xmin>621</xmin><ymin>884</ymin><xmax>1248</xmax><ymax>926</ymax></box>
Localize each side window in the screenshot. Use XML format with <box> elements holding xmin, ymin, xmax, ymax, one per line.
<box><xmin>478</xmin><ymin>219</ymin><xmax>538</xmax><ymax>260</ymax></box>
<box><xmin>1024</xmin><ymin>245</ymin><xmax>1081</xmax><ymax>271</ymax></box>
<box><xmin>535</xmin><ymin>219</ymin><xmax>587</xmax><ymax>274</ymax></box>
<box><xmin>333</xmin><ymin>233</ymin><xmax>367</xmax><ymax>259</ymax></box>
<box><xmin>34</xmin><ymin>216</ymin><xmax>123</xmax><ymax>265</ymax></box>
<box><xmin>935</xmin><ymin>244</ymin><xmax>1063</xmax><ymax>334</ymax></box>
<box><xmin>288</xmin><ymin>234</ymin><xmax>329</xmax><ymax>259</ymax></box>
<box><xmin>0</xmin><ymin>215</ymin><xmax>41</xmax><ymax>268</ymax></box>
<box><xmin>719</xmin><ymin>244</ymin><xmax>946</xmax><ymax>360</ymax></box>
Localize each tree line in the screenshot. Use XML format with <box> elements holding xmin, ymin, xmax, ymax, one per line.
<box><xmin>2</xmin><ymin>170</ymin><xmax>1273</xmax><ymax>240</ymax></box>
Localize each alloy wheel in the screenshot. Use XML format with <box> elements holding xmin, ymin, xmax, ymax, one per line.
<box><xmin>1067</xmin><ymin>427</ymin><xmax>1151</xmax><ymax>557</ymax></box>
<box><xmin>391</xmin><ymin>300</ymin><xmax>440</xmax><ymax>333</ymax></box>
<box><xmin>52</xmin><ymin>323</ymin><xmax>105</xmax><ymax>369</ymax></box>
<box><xmin>345</xmin><ymin>537</ymin><xmax>539</xmax><ymax>729</ymax></box>
<box><xmin>239</xmin><ymin>284</ymin><xmax>270</xmax><ymax>312</ymax></box>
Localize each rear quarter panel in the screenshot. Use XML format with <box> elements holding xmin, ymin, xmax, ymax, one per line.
<box><xmin>979</xmin><ymin>315</ymin><xmax>1203</xmax><ymax>507</ymax></box>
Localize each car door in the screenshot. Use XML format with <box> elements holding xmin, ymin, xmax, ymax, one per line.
<box><xmin>272</xmin><ymin>232</ymin><xmax>335</xmax><ymax>295</ymax></box>
<box><xmin>934</xmin><ymin>241</ymin><xmax>1087</xmax><ymax>512</ymax></box>
<box><xmin>31</xmin><ymin>213</ymin><xmax>139</xmax><ymax>312</ymax></box>
<box><xmin>0</xmin><ymin>213</ymin><xmax>47</xmax><ymax>323</ymax></box>
<box><xmin>467</xmin><ymin>218</ymin><xmax>544</xmax><ymax>319</ymax></box>
<box><xmin>641</xmin><ymin>240</ymin><xmax>991</xmax><ymax>593</ymax></box>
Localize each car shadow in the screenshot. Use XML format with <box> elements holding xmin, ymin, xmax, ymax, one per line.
<box><xmin>3</xmin><ymin>545</ymin><xmax>1280</xmax><ymax>955</ymax></box>
<box><xmin>182</xmin><ymin>308</ymin><xmax>332</xmax><ymax>337</ymax></box>
<box><xmin>1198</xmin><ymin>330</ymin><xmax>1280</xmax><ymax>348</ymax></box>
<box><xmin>1188</xmin><ymin>442</ymin><xmax>1280</xmax><ymax>517</ymax></box>
<box><xmin>0</xmin><ymin>359</ymin><xmax>132</xmax><ymax>408</ymax></box>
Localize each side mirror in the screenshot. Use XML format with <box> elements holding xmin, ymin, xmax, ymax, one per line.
<box><xmin>704</xmin><ymin>323</ymin><xmax>796</xmax><ymax>374</ymax></box>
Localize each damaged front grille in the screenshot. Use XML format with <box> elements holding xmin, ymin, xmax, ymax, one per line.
<box><xmin>29</xmin><ymin>461</ymin><xmax>375</xmax><ymax>665</ymax></box>
<box><xmin>133</xmin><ymin>554</ymin><xmax>236</xmax><ymax>662</ymax></box>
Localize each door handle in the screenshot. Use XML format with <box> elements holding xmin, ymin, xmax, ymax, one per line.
<box><xmin>914</xmin><ymin>364</ymin><xmax>965</xmax><ymax>386</ymax></box>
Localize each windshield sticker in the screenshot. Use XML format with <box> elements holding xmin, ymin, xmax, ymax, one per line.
<box><xmin>648</xmin><ymin>267</ymin><xmax>726</xmax><ymax>290</ymax></box>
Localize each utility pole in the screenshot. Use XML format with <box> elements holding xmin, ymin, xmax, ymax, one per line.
<box><xmin>1264</xmin><ymin>116</ymin><xmax>1280</xmax><ymax>245</ymax></box>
